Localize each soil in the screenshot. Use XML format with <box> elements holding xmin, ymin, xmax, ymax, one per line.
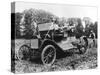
<box><xmin>14</xmin><ymin>47</ymin><xmax>97</xmax><ymax>73</ymax></box>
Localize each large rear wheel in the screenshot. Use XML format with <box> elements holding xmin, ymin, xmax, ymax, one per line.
<box><xmin>18</xmin><ymin>45</ymin><xmax>30</xmax><ymax>61</ymax></box>
<box><xmin>78</xmin><ymin>37</ymin><xmax>88</xmax><ymax>54</ymax></box>
<box><xmin>41</xmin><ymin>45</ymin><xmax>56</xmax><ymax>66</ymax></box>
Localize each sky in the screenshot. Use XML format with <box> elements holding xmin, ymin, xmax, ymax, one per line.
<box><xmin>15</xmin><ymin>1</ymin><xmax>98</xmax><ymax>22</ymax></box>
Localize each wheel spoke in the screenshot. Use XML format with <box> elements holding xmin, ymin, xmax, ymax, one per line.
<box><xmin>44</xmin><ymin>56</ymin><xmax>48</xmax><ymax>63</ymax></box>
<box><xmin>42</xmin><ymin>45</ymin><xmax>56</xmax><ymax>65</ymax></box>
<box><xmin>48</xmin><ymin>51</ymin><xmax>54</xmax><ymax>57</ymax></box>
<box><xmin>18</xmin><ymin>45</ymin><xmax>30</xmax><ymax>61</ymax></box>
<box><xmin>48</xmin><ymin>50</ymin><xmax>53</xmax><ymax>55</ymax></box>
<box><xmin>20</xmin><ymin>47</ymin><xmax>23</xmax><ymax>51</ymax></box>
<box><xmin>24</xmin><ymin>46</ymin><xmax>26</xmax><ymax>51</ymax></box>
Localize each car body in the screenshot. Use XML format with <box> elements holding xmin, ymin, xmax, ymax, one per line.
<box><xmin>17</xmin><ymin>22</ymin><xmax>88</xmax><ymax>66</ymax></box>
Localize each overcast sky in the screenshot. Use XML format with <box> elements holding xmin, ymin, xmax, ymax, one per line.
<box><xmin>15</xmin><ymin>1</ymin><xmax>97</xmax><ymax>22</ymax></box>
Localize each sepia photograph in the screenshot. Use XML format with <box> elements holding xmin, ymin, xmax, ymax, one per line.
<box><xmin>11</xmin><ymin>1</ymin><xmax>98</xmax><ymax>73</ymax></box>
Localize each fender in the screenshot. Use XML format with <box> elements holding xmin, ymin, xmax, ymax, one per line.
<box><xmin>39</xmin><ymin>39</ymin><xmax>65</xmax><ymax>58</ymax></box>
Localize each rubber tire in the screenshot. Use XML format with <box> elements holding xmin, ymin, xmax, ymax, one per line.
<box><xmin>18</xmin><ymin>45</ymin><xmax>30</xmax><ymax>61</ymax></box>
<box><xmin>41</xmin><ymin>45</ymin><xmax>56</xmax><ymax>66</ymax></box>
<box><xmin>79</xmin><ymin>37</ymin><xmax>88</xmax><ymax>54</ymax></box>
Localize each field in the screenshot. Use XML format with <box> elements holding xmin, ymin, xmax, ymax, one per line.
<box><xmin>12</xmin><ymin>38</ymin><xmax>97</xmax><ymax>73</ymax></box>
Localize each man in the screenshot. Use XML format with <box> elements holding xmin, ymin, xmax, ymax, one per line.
<box><xmin>89</xmin><ymin>30</ymin><xmax>95</xmax><ymax>47</ymax></box>
<box><xmin>31</xmin><ymin>21</ymin><xmax>40</xmax><ymax>38</ymax></box>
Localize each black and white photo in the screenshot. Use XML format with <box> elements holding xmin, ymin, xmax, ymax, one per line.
<box><xmin>11</xmin><ymin>1</ymin><xmax>98</xmax><ymax>73</ymax></box>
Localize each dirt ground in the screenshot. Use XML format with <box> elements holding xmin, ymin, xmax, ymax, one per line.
<box><xmin>11</xmin><ymin>38</ymin><xmax>97</xmax><ymax>73</ymax></box>
<box><xmin>13</xmin><ymin>47</ymin><xmax>97</xmax><ymax>73</ymax></box>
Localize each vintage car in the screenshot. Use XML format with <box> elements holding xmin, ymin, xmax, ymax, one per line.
<box><xmin>17</xmin><ymin>22</ymin><xmax>88</xmax><ymax>66</ymax></box>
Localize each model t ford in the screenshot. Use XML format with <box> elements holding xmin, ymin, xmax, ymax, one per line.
<box><xmin>17</xmin><ymin>20</ymin><xmax>88</xmax><ymax>66</ymax></box>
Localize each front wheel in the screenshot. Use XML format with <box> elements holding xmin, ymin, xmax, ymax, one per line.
<box><xmin>41</xmin><ymin>45</ymin><xmax>56</xmax><ymax>66</ymax></box>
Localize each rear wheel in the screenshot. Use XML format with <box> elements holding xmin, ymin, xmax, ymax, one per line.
<box><xmin>18</xmin><ymin>45</ymin><xmax>30</xmax><ymax>61</ymax></box>
<box><xmin>41</xmin><ymin>45</ymin><xmax>56</xmax><ymax>66</ymax></box>
<box><xmin>78</xmin><ymin>37</ymin><xmax>88</xmax><ymax>54</ymax></box>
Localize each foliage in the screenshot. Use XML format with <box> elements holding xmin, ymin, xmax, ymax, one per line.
<box><xmin>23</xmin><ymin>9</ymin><xmax>56</xmax><ymax>24</ymax></box>
<box><xmin>14</xmin><ymin>9</ymin><xmax>98</xmax><ymax>39</ymax></box>
<box><xmin>22</xmin><ymin>9</ymin><xmax>58</xmax><ymax>38</ymax></box>
<box><xmin>15</xmin><ymin>13</ymin><xmax>22</xmax><ymax>38</ymax></box>
<box><xmin>66</xmin><ymin>18</ymin><xmax>84</xmax><ymax>38</ymax></box>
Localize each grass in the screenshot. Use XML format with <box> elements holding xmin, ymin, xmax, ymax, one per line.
<box><xmin>11</xmin><ymin>38</ymin><xmax>97</xmax><ymax>73</ymax></box>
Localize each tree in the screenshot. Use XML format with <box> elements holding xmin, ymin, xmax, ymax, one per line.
<box><xmin>93</xmin><ymin>21</ymin><xmax>97</xmax><ymax>38</ymax></box>
<box><xmin>23</xmin><ymin>9</ymin><xmax>56</xmax><ymax>24</ymax></box>
<box><xmin>18</xmin><ymin>9</ymin><xmax>58</xmax><ymax>38</ymax></box>
<box><xmin>83</xmin><ymin>17</ymin><xmax>91</xmax><ymax>26</ymax></box>
<box><xmin>75</xmin><ymin>18</ymin><xmax>84</xmax><ymax>38</ymax></box>
<box><xmin>58</xmin><ymin>17</ymin><xmax>67</xmax><ymax>27</ymax></box>
<box><xmin>66</xmin><ymin>18</ymin><xmax>84</xmax><ymax>38</ymax></box>
<box><xmin>15</xmin><ymin>12</ymin><xmax>22</xmax><ymax>38</ymax></box>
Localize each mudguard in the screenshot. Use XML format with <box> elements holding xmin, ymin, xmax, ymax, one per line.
<box><xmin>39</xmin><ymin>39</ymin><xmax>66</xmax><ymax>58</ymax></box>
